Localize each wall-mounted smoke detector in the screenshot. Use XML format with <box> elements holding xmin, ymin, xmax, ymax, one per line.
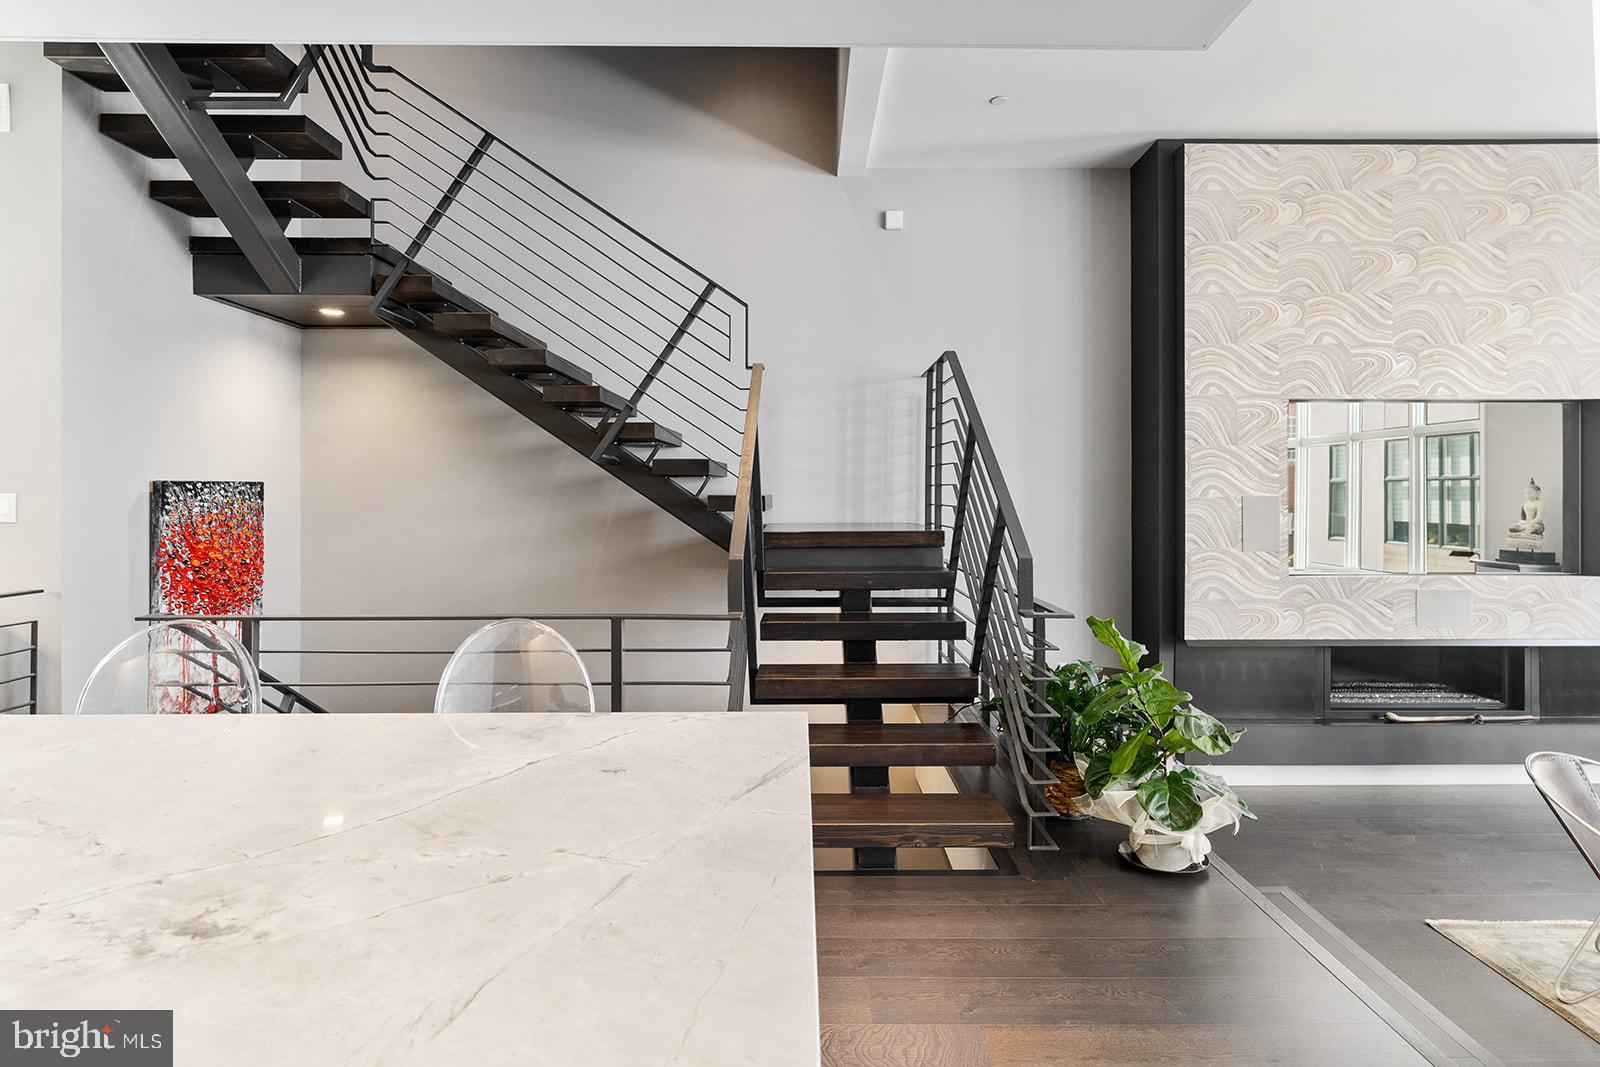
<box><xmin>987</xmin><ymin>95</ymin><xmax>1009</xmax><ymax>106</ymax></box>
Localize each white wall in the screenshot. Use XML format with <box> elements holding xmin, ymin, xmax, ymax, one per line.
<box><xmin>297</xmin><ymin>327</ymin><xmax>730</xmax><ymax>712</ymax></box>
<box><xmin>0</xmin><ymin>45</ymin><xmax>63</xmax><ymax>713</ymax></box>
<box><xmin>301</xmin><ymin>47</ymin><xmax>1130</xmax><ymax>662</ymax></box>
<box><xmin>57</xmin><ymin>76</ymin><xmax>304</xmax><ymax>704</ymax></box>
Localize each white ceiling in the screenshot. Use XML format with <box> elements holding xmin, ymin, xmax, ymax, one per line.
<box><xmin>870</xmin><ymin>0</ymin><xmax>1599</xmax><ymax>168</ymax></box>
<box><xmin>2</xmin><ymin>0</ymin><xmax>1248</xmax><ymax>50</ymax></box>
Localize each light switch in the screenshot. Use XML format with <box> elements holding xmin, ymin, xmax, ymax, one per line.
<box><xmin>882</xmin><ymin>209</ymin><xmax>904</xmax><ymax>231</ymax></box>
<box><xmin>0</xmin><ymin>84</ymin><xmax>10</xmax><ymax>133</ymax></box>
<box><xmin>0</xmin><ymin>494</ymin><xmax>14</xmax><ymax>523</ymax></box>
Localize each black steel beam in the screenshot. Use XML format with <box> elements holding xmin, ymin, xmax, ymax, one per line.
<box><xmin>101</xmin><ymin>43</ymin><xmax>302</xmax><ymax>294</ymax></box>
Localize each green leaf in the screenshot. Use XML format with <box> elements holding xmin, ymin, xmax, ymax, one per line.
<box><xmin>1160</xmin><ymin>726</ymin><xmax>1198</xmax><ymax>753</ymax></box>
<box><xmin>1109</xmin><ymin>730</ymin><xmax>1148</xmax><ymax>777</ymax></box>
<box><xmin>1173</xmin><ymin>706</ymin><xmax>1243</xmax><ymax>756</ymax></box>
<box><xmin>1137</xmin><ymin>771</ymin><xmax>1205</xmax><ymax>832</ymax></box>
<box><xmin>1188</xmin><ymin>766</ymin><xmax>1255</xmax><ymax>818</ymax></box>
<box><xmin>1083</xmin><ymin>750</ymin><xmax>1116</xmax><ymax>797</ymax></box>
<box><xmin>1120</xmin><ymin>743</ymin><xmax>1163</xmax><ymax>785</ymax></box>
<box><xmin>1079</xmin><ymin>681</ymin><xmax>1131</xmax><ymax>727</ymax></box>
<box><xmin>1139</xmin><ymin>678</ymin><xmax>1192</xmax><ymax>728</ymax></box>
<box><xmin>1087</xmin><ymin>616</ymin><xmax>1148</xmax><ymax>673</ymax></box>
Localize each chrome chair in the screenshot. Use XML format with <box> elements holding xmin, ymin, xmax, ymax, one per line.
<box><xmin>1525</xmin><ymin>751</ymin><xmax>1600</xmax><ymax>1004</ymax></box>
<box><xmin>434</xmin><ymin>619</ymin><xmax>596</xmax><ymax>714</ymax></box>
<box><xmin>74</xmin><ymin>620</ymin><xmax>262</xmax><ymax>715</ymax></box>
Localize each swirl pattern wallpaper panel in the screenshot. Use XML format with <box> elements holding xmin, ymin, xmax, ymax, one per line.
<box><xmin>1183</xmin><ymin>142</ymin><xmax>1600</xmax><ymax>642</ymax></box>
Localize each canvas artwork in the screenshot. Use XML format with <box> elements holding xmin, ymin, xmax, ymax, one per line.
<box><xmin>148</xmin><ymin>481</ymin><xmax>265</xmax><ymax>713</ymax></box>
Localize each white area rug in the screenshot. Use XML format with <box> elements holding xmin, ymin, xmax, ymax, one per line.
<box><xmin>1429</xmin><ymin>919</ymin><xmax>1600</xmax><ymax>1043</ymax></box>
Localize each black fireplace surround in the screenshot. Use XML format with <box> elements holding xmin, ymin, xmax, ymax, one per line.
<box><xmin>1130</xmin><ymin>140</ymin><xmax>1600</xmax><ymax>762</ymax></box>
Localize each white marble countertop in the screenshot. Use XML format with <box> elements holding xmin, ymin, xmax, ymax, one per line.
<box><xmin>0</xmin><ymin>713</ymin><xmax>819</xmax><ymax>1066</ymax></box>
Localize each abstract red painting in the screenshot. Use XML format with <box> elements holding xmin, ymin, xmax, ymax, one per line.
<box><xmin>150</xmin><ymin>481</ymin><xmax>265</xmax><ymax>617</ymax></box>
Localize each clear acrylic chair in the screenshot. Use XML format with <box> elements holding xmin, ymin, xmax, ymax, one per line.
<box><xmin>1525</xmin><ymin>751</ymin><xmax>1600</xmax><ymax>1004</ymax></box>
<box><xmin>433</xmin><ymin>619</ymin><xmax>596</xmax><ymax>714</ymax></box>
<box><xmin>74</xmin><ymin>620</ymin><xmax>262</xmax><ymax>715</ymax></box>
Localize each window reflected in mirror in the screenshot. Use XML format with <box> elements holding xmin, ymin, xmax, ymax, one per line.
<box><xmin>1285</xmin><ymin>401</ymin><xmax>1576</xmax><ymax>576</ymax></box>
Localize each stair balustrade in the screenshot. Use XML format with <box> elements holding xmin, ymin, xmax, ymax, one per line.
<box><xmin>0</xmin><ymin>590</ymin><xmax>43</xmax><ymax>715</ymax></box>
<box><xmin>924</xmin><ymin>351</ymin><xmax>1075</xmax><ymax>851</ymax></box>
<box><xmin>312</xmin><ymin>45</ymin><xmax>752</xmax><ymax>477</ymax></box>
<box><xmin>135</xmin><ymin>611</ymin><xmax>746</xmax><ymax>715</ymax></box>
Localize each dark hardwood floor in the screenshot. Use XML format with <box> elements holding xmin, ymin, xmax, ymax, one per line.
<box><xmin>1224</xmin><ymin>785</ymin><xmax>1600</xmax><ymax>1066</ymax></box>
<box><xmin>815</xmin><ymin>813</ymin><xmax>1429</xmax><ymax>1066</ymax></box>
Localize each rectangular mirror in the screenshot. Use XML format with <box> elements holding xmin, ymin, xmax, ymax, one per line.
<box><xmin>1286</xmin><ymin>400</ymin><xmax>1578</xmax><ymax>575</ymax></box>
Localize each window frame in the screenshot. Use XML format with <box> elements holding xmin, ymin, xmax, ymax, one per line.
<box><xmin>1289</xmin><ymin>401</ymin><xmax>1484</xmax><ymax>574</ymax></box>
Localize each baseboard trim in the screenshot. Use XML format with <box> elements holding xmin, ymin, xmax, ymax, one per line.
<box><xmin>1192</xmin><ymin>764</ymin><xmax>1532</xmax><ymax>785</ymax></box>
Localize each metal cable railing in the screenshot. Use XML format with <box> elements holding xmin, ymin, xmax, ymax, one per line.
<box><xmin>137</xmin><ymin>612</ymin><xmax>745</xmax><ymax>715</ymax></box>
<box><xmin>310</xmin><ymin>45</ymin><xmax>751</xmax><ymax>471</ymax></box>
<box><xmin>924</xmin><ymin>352</ymin><xmax>1073</xmax><ymax>851</ymax></box>
<box><xmin>0</xmin><ymin>590</ymin><xmax>44</xmax><ymax>715</ymax></box>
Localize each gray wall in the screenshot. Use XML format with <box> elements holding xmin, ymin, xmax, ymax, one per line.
<box><xmin>57</xmin><ymin>75</ymin><xmax>304</xmax><ymax>704</ymax></box>
<box><xmin>0</xmin><ymin>45</ymin><xmax>63</xmax><ymax>712</ymax></box>
<box><xmin>302</xmin><ymin>47</ymin><xmax>1131</xmax><ymax>664</ymax></box>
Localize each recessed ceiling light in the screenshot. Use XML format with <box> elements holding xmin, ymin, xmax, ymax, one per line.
<box><xmin>988</xmin><ymin>95</ymin><xmax>1009</xmax><ymax>106</ymax></box>
<box><xmin>318</xmin><ymin>307</ymin><xmax>346</xmax><ymax>318</ymax></box>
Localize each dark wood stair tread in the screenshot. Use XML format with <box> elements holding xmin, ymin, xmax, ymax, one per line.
<box><xmin>428</xmin><ymin>312</ymin><xmax>547</xmax><ymax>351</ymax></box>
<box><xmin>45</xmin><ymin>43</ymin><xmax>299</xmax><ymax>93</ymax></box>
<box><xmin>101</xmin><ymin>113</ymin><xmax>342</xmax><ymax>161</ymax></box>
<box><xmin>765</xmin><ymin>526</ymin><xmax>945</xmax><ymax>549</ymax></box>
<box><xmin>542</xmin><ymin>383</ymin><xmax>627</xmax><ymax>412</ymax></box>
<box><xmin>809</xmin><ymin>723</ymin><xmax>996</xmax><ymax>767</ymax></box>
<box><xmin>709</xmin><ymin>493</ymin><xmax>771</xmax><ymax>512</ymax></box>
<box><xmin>763</xmin><ymin>568</ymin><xmax>956</xmax><ymax>591</ymax></box>
<box><xmin>150</xmin><ymin>180</ymin><xmax>370</xmax><ymax>219</ymax></box>
<box><xmin>373</xmin><ymin>273</ymin><xmax>480</xmax><ymax>312</ymax></box>
<box><xmin>752</xmin><ymin>662</ymin><xmax>978</xmax><ymax>702</ymax></box>
<box><xmin>761</xmin><ymin>611</ymin><xmax>965</xmax><ymax>642</ymax></box>
<box><xmin>599</xmin><ymin>421</ymin><xmax>683</xmax><ymax>447</ymax></box>
<box><xmin>812</xmin><ymin>793</ymin><xmax>1015</xmax><ymax>849</ymax></box>
<box><xmin>481</xmin><ymin>348</ymin><xmax>590</xmax><ymax>384</ymax></box>
<box><xmin>653</xmin><ymin>458</ymin><xmax>728</xmax><ymax>478</ymax></box>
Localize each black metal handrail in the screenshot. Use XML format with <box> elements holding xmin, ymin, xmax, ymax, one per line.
<box><xmin>311</xmin><ymin>45</ymin><xmax>752</xmax><ymax>471</ymax></box>
<box><xmin>1</xmin><ymin>590</ymin><xmax>44</xmax><ymax>715</ymax></box>
<box><xmin>137</xmin><ymin>611</ymin><xmax>744</xmax><ymax>715</ymax></box>
<box><xmin>924</xmin><ymin>352</ymin><xmax>1073</xmax><ymax>851</ymax></box>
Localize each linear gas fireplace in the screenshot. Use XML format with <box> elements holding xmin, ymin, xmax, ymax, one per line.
<box><xmin>1328</xmin><ymin>646</ymin><xmax>1527</xmax><ymax>723</ymax></box>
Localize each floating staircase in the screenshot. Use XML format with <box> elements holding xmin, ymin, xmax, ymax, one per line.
<box><xmin>45</xmin><ymin>42</ymin><xmax>751</xmax><ymax>549</ymax></box>
<box><xmin>47</xmin><ymin>42</ymin><xmax>1044</xmax><ymax>871</ymax></box>
<box><xmin>753</xmin><ymin>526</ymin><xmax>1016</xmax><ymax>870</ymax></box>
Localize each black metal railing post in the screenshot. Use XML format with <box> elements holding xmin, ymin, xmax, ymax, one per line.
<box><xmin>610</xmin><ymin>617</ymin><xmax>625</xmax><ymax>712</ymax></box>
<box><xmin>370</xmin><ymin>130</ymin><xmax>495</xmax><ymax>317</ymax></box>
<box><xmin>592</xmin><ymin>280</ymin><xmax>718</xmax><ymax>461</ymax></box>
<box><xmin>27</xmin><ymin>620</ymin><xmax>38</xmax><ymax>715</ymax></box>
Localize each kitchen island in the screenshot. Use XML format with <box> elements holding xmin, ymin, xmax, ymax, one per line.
<box><xmin>0</xmin><ymin>712</ymin><xmax>819</xmax><ymax>1065</ymax></box>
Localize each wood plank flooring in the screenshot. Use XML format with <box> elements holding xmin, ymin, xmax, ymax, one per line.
<box><xmin>815</xmin><ymin>811</ymin><xmax>1428</xmax><ymax>1066</ymax></box>
<box><xmin>1225</xmin><ymin>785</ymin><xmax>1600</xmax><ymax>1066</ymax></box>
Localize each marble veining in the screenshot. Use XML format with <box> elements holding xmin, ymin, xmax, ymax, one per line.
<box><xmin>0</xmin><ymin>714</ymin><xmax>820</xmax><ymax>1066</ymax></box>
<box><xmin>1183</xmin><ymin>141</ymin><xmax>1600</xmax><ymax>642</ymax></box>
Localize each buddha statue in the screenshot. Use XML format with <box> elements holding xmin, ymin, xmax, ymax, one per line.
<box><xmin>1505</xmin><ymin>478</ymin><xmax>1546</xmax><ymax>552</ymax></box>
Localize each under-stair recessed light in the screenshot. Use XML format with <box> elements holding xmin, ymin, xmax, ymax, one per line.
<box><xmin>318</xmin><ymin>307</ymin><xmax>347</xmax><ymax>318</ymax></box>
<box><xmin>988</xmin><ymin>94</ymin><xmax>1009</xmax><ymax>106</ymax></box>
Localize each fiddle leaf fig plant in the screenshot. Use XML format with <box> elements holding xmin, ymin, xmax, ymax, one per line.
<box><xmin>1078</xmin><ymin>616</ymin><xmax>1254</xmax><ymax>833</ymax></box>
